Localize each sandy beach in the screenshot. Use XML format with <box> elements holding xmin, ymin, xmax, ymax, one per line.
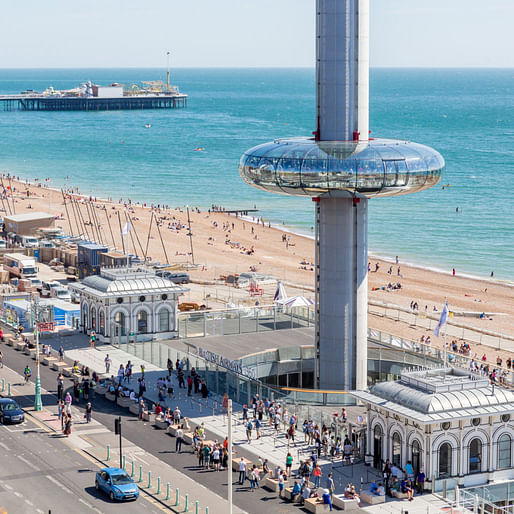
<box><xmin>4</xmin><ymin>176</ymin><xmax>514</xmax><ymax>363</ymax></box>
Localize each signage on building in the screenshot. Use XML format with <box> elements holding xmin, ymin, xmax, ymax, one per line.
<box><xmin>197</xmin><ymin>347</ymin><xmax>256</xmax><ymax>380</ymax></box>
<box><xmin>38</xmin><ymin>322</ymin><xmax>55</xmax><ymax>332</ymax></box>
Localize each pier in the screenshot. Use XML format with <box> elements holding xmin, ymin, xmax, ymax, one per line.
<box><xmin>0</xmin><ymin>94</ymin><xmax>187</xmax><ymax>112</ymax></box>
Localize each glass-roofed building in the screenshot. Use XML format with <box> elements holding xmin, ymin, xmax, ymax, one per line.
<box><xmin>69</xmin><ymin>267</ymin><xmax>186</xmax><ymax>343</ymax></box>
<box><xmin>353</xmin><ymin>368</ymin><xmax>514</xmax><ymax>489</ymax></box>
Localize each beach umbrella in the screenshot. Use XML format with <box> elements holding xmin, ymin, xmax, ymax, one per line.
<box><xmin>273</xmin><ymin>281</ymin><xmax>287</xmax><ymax>303</ymax></box>
<box><xmin>277</xmin><ymin>296</ymin><xmax>314</xmax><ymax>308</ymax></box>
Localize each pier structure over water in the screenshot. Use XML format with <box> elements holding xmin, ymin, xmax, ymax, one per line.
<box><xmin>0</xmin><ymin>94</ymin><xmax>187</xmax><ymax>111</ymax></box>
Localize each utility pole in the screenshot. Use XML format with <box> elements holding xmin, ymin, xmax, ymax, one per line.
<box><xmin>227</xmin><ymin>399</ymin><xmax>232</xmax><ymax>514</ymax></box>
<box><xmin>34</xmin><ymin>297</ymin><xmax>42</xmax><ymax>411</ymax></box>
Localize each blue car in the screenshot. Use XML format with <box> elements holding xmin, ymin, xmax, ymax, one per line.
<box><xmin>0</xmin><ymin>398</ymin><xmax>25</xmax><ymax>424</ymax></box>
<box><xmin>95</xmin><ymin>468</ymin><xmax>139</xmax><ymax>501</ymax></box>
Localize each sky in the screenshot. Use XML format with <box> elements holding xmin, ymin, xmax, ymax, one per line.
<box><xmin>0</xmin><ymin>0</ymin><xmax>513</xmax><ymax>68</ymax></box>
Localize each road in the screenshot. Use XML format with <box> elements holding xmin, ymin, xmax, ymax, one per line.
<box><xmin>0</xmin><ymin>415</ymin><xmax>161</xmax><ymax>514</ymax></box>
<box><xmin>0</xmin><ymin>342</ymin><xmax>304</xmax><ymax>514</ymax></box>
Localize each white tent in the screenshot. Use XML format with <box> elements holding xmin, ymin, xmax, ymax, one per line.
<box><xmin>277</xmin><ymin>295</ymin><xmax>314</xmax><ymax>308</ymax></box>
<box><xmin>273</xmin><ymin>280</ymin><xmax>287</xmax><ymax>303</ymax></box>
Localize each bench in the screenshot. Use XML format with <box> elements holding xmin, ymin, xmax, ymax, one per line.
<box><xmin>62</xmin><ymin>367</ymin><xmax>74</xmax><ymax>377</ymax></box>
<box><xmin>52</xmin><ymin>361</ymin><xmax>68</xmax><ymax>371</ymax></box>
<box><xmin>95</xmin><ymin>385</ymin><xmax>107</xmax><ymax>396</ymax></box>
<box><xmin>233</xmin><ymin>457</ymin><xmax>252</xmax><ymax>473</ymax></box>
<box><xmin>261</xmin><ymin>476</ymin><xmax>290</xmax><ymax>493</ymax></box>
<box><xmin>116</xmin><ymin>396</ymin><xmax>132</xmax><ymax>408</ymax></box>
<box><xmin>332</xmin><ymin>496</ymin><xmax>359</xmax><ymax>511</ymax></box>
<box><xmin>142</xmin><ymin>411</ymin><xmax>155</xmax><ymax>422</ymax></box>
<box><xmin>360</xmin><ymin>491</ymin><xmax>386</xmax><ymax>505</ymax></box>
<box><xmin>284</xmin><ymin>486</ymin><xmax>301</xmax><ymax>502</ymax></box>
<box><xmin>392</xmin><ymin>490</ymin><xmax>409</xmax><ymax>499</ymax></box>
<box><xmin>25</xmin><ymin>348</ymin><xmax>36</xmax><ymax>357</ymax></box>
<box><xmin>128</xmin><ymin>403</ymin><xmax>141</xmax><ymax>415</ymax></box>
<box><xmin>105</xmin><ymin>392</ymin><xmax>116</xmax><ymax>402</ymax></box>
<box><xmin>15</xmin><ymin>341</ymin><xmax>25</xmax><ymax>351</ymax></box>
<box><xmin>154</xmin><ymin>418</ymin><xmax>169</xmax><ymax>430</ymax></box>
<box><xmin>5</xmin><ymin>337</ymin><xmax>15</xmax><ymax>346</ymax></box>
<box><xmin>42</xmin><ymin>356</ymin><xmax>57</xmax><ymax>366</ymax></box>
<box><xmin>304</xmin><ymin>497</ymin><xmax>341</xmax><ymax>513</ymax></box>
<box><xmin>182</xmin><ymin>432</ymin><xmax>195</xmax><ymax>444</ymax></box>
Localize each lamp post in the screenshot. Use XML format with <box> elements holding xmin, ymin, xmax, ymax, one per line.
<box><xmin>227</xmin><ymin>399</ymin><xmax>233</xmax><ymax>514</ymax></box>
<box><xmin>186</xmin><ymin>205</ymin><xmax>195</xmax><ymax>265</ymax></box>
<box><xmin>33</xmin><ymin>297</ymin><xmax>42</xmax><ymax>411</ymax></box>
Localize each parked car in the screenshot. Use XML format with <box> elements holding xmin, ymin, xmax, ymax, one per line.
<box><xmin>39</xmin><ymin>240</ymin><xmax>56</xmax><ymax>248</ymax></box>
<box><xmin>70</xmin><ymin>290</ymin><xmax>80</xmax><ymax>304</ymax></box>
<box><xmin>0</xmin><ymin>399</ymin><xmax>25</xmax><ymax>424</ymax></box>
<box><xmin>51</xmin><ymin>286</ymin><xmax>72</xmax><ymax>302</ymax></box>
<box><xmin>95</xmin><ymin>468</ymin><xmax>139</xmax><ymax>501</ymax></box>
<box><xmin>41</xmin><ymin>280</ymin><xmax>61</xmax><ymax>298</ymax></box>
<box><xmin>0</xmin><ymin>240</ymin><xmax>7</xmax><ymax>249</ymax></box>
<box><xmin>156</xmin><ymin>271</ymin><xmax>190</xmax><ymax>284</ymax></box>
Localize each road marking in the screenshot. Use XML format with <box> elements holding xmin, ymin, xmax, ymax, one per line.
<box><xmin>14</xmin><ymin>491</ymin><xmax>22</xmax><ymax>498</ymax></box>
<box><xmin>45</xmin><ymin>474</ymin><xmax>71</xmax><ymax>494</ymax></box>
<box><xmin>3</xmin><ymin>484</ymin><xmax>12</xmax><ymax>491</ymax></box>
<box><xmin>0</xmin><ymin>442</ymin><xmax>8</xmax><ymax>450</ymax></box>
<box><xmin>17</xmin><ymin>454</ymin><xmax>39</xmax><ymax>470</ymax></box>
<box><xmin>25</xmin><ymin>499</ymin><xmax>34</xmax><ymax>507</ymax></box>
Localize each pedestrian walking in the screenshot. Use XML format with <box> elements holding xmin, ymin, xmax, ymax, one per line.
<box><xmin>117</xmin><ymin>364</ymin><xmax>124</xmax><ymax>385</ymax></box>
<box><xmin>63</xmin><ymin>413</ymin><xmax>72</xmax><ymax>437</ymax></box>
<box><xmin>64</xmin><ymin>392</ymin><xmax>72</xmax><ymax>415</ymax></box>
<box><xmin>138</xmin><ymin>398</ymin><xmax>146</xmax><ymax>420</ymax></box>
<box><xmin>246</xmin><ymin>420</ymin><xmax>253</xmax><ymax>443</ymax></box>
<box><xmin>238</xmin><ymin>458</ymin><xmax>247</xmax><ymax>485</ymax></box>
<box><xmin>58</xmin><ymin>345</ymin><xmax>64</xmax><ymax>362</ymax></box>
<box><xmin>104</xmin><ymin>354</ymin><xmax>112</xmax><ymax>374</ymax></box>
<box><xmin>176</xmin><ymin>425</ymin><xmax>184</xmax><ymax>453</ymax></box>
<box><xmin>314</xmin><ymin>463</ymin><xmax>322</xmax><ymax>488</ymax></box>
<box><xmin>278</xmin><ymin>472</ymin><xmax>285</xmax><ymax>497</ymax></box>
<box><xmin>286</xmin><ymin>452</ymin><xmax>293</xmax><ymax>477</ymax></box>
<box><xmin>85</xmin><ymin>402</ymin><xmax>92</xmax><ymax>423</ymax></box>
<box><xmin>56</xmin><ymin>373</ymin><xmax>64</xmax><ymax>400</ymax></box>
<box><xmin>89</xmin><ymin>330</ymin><xmax>96</xmax><ymax>348</ymax></box>
<box><xmin>167</xmin><ymin>358</ymin><xmax>173</xmax><ymax>377</ymax></box>
<box><xmin>57</xmin><ymin>400</ymin><xmax>64</xmax><ymax>430</ymax></box>
<box><xmin>187</xmin><ymin>375</ymin><xmax>193</xmax><ymax>396</ymax></box>
<box><xmin>83</xmin><ymin>379</ymin><xmax>90</xmax><ymax>401</ymax></box>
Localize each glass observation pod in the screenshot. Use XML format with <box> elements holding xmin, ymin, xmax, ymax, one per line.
<box><xmin>239</xmin><ymin>137</ymin><xmax>445</xmax><ymax>198</ymax></box>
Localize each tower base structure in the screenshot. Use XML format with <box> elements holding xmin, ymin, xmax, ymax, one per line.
<box><xmin>315</xmin><ymin>194</ymin><xmax>368</xmax><ymax>392</ymax></box>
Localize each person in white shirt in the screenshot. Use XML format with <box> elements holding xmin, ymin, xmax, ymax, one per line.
<box><xmin>176</xmin><ymin>425</ymin><xmax>184</xmax><ymax>453</ymax></box>
<box><xmin>238</xmin><ymin>458</ymin><xmax>247</xmax><ymax>485</ymax></box>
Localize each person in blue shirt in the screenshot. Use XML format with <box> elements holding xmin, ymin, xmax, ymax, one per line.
<box><xmin>292</xmin><ymin>481</ymin><xmax>301</xmax><ymax>498</ymax></box>
<box><xmin>369</xmin><ymin>482</ymin><xmax>378</xmax><ymax>494</ymax></box>
<box><xmin>322</xmin><ymin>488</ymin><xmax>333</xmax><ymax>511</ymax></box>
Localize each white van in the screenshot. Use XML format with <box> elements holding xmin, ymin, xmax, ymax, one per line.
<box><xmin>3</xmin><ymin>253</ymin><xmax>38</xmax><ymax>279</ymax></box>
<box><xmin>51</xmin><ymin>286</ymin><xmax>72</xmax><ymax>302</ymax></box>
<box><xmin>21</xmin><ymin>236</ymin><xmax>39</xmax><ymax>248</ymax></box>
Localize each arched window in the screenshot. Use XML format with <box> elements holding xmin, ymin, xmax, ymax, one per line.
<box><xmin>99</xmin><ymin>310</ymin><xmax>105</xmax><ymax>335</ymax></box>
<box><xmin>373</xmin><ymin>425</ymin><xmax>382</xmax><ymax>469</ymax></box>
<box><xmin>439</xmin><ymin>442</ymin><xmax>452</xmax><ymax>477</ymax></box>
<box><xmin>159</xmin><ymin>309</ymin><xmax>169</xmax><ymax>332</ymax></box>
<box><xmin>392</xmin><ymin>432</ymin><xmax>402</xmax><ymax>466</ymax></box>
<box><xmin>91</xmin><ymin>307</ymin><xmax>96</xmax><ymax>331</ymax></box>
<box><xmin>469</xmin><ymin>438</ymin><xmax>482</xmax><ymax>473</ymax></box>
<box><xmin>498</xmin><ymin>434</ymin><xmax>511</xmax><ymax>469</ymax></box>
<box><xmin>114</xmin><ymin>311</ymin><xmax>126</xmax><ymax>336</ymax></box>
<box><xmin>137</xmin><ymin>310</ymin><xmax>148</xmax><ymax>333</ymax></box>
<box><xmin>82</xmin><ymin>305</ymin><xmax>88</xmax><ymax>332</ymax></box>
<box><xmin>412</xmin><ymin>440</ymin><xmax>421</xmax><ymax>476</ymax></box>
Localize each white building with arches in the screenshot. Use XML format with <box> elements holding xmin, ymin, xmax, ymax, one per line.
<box><xmin>70</xmin><ymin>267</ymin><xmax>186</xmax><ymax>343</ymax></box>
<box><xmin>353</xmin><ymin>368</ymin><xmax>514</xmax><ymax>490</ymax></box>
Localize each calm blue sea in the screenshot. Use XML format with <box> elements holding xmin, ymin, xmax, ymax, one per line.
<box><xmin>0</xmin><ymin>68</ymin><xmax>513</xmax><ymax>280</ymax></box>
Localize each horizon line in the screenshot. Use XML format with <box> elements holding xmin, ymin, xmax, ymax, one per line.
<box><xmin>0</xmin><ymin>65</ymin><xmax>513</xmax><ymax>70</ymax></box>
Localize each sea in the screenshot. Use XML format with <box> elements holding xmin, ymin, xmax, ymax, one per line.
<box><xmin>0</xmin><ymin>68</ymin><xmax>513</xmax><ymax>280</ymax></box>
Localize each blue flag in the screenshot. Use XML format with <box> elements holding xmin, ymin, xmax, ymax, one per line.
<box><xmin>434</xmin><ymin>302</ymin><xmax>449</xmax><ymax>337</ymax></box>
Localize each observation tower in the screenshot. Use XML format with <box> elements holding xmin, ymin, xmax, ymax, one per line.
<box><xmin>239</xmin><ymin>0</ymin><xmax>444</xmax><ymax>392</ymax></box>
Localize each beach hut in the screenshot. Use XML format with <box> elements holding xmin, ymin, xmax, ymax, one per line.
<box><xmin>277</xmin><ymin>296</ymin><xmax>314</xmax><ymax>308</ymax></box>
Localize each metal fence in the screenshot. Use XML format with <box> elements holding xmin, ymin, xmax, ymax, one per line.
<box><xmin>178</xmin><ymin>304</ymin><xmax>315</xmax><ymax>338</ymax></box>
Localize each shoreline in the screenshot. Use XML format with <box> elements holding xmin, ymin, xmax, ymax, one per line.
<box><xmin>6</xmin><ymin>172</ymin><xmax>513</xmax><ymax>288</ymax></box>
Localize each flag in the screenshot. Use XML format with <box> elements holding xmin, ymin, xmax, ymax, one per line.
<box><xmin>121</xmin><ymin>221</ymin><xmax>131</xmax><ymax>236</ymax></box>
<box><xmin>434</xmin><ymin>302</ymin><xmax>449</xmax><ymax>337</ymax></box>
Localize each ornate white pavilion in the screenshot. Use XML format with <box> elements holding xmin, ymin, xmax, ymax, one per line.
<box><xmin>70</xmin><ymin>267</ymin><xmax>186</xmax><ymax>343</ymax></box>
<box><xmin>353</xmin><ymin>368</ymin><xmax>514</xmax><ymax>489</ymax></box>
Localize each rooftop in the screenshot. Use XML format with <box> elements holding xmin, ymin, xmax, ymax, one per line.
<box><xmin>353</xmin><ymin>367</ymin><xmax>514</xmax><ymax>423</ymax></box>
<box><xmin>71</xmin><ymin>267</ymin><xmax>186</xmax><ymax>296</ymax></box>
<box><xmin>4</xmin><ymin>211</ymin><xmax>55</xmax><ymax>223</ymax></box>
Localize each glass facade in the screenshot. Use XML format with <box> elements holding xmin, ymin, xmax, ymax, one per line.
<box><xmin>392</xmin><ymin>432</ymin><xmax>402</xmax><ymax>466</ymax></box>
<box><xmin>240</xmin><ymin>137</ymin><xmax>444</xmax><ymax>198</ymax></box>
<box><xmin>469</xmin><ymin>438</ymin><xmax>482</xmax><ymax>473</ymax></box>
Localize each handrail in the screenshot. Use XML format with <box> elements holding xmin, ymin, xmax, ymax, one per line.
<box><xmin>281</xmin><ymin>386</ymin><xmax>348</xmax><ymax>394</ymax></box>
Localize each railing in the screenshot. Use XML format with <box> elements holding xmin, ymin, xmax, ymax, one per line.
<box><xmin>369</xmin><ymin>301</ymin><xmax>514</xmax><ymax>352</ymax></box>
<box><xmin>178</xmin><ymin>304</ymin><xmax>315</xmax><ymax>338</ymax></box>
<box><xmin>460</xmin><ymin>483</ymin><xmax>514</xmax><ymax>514</ymax></box>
